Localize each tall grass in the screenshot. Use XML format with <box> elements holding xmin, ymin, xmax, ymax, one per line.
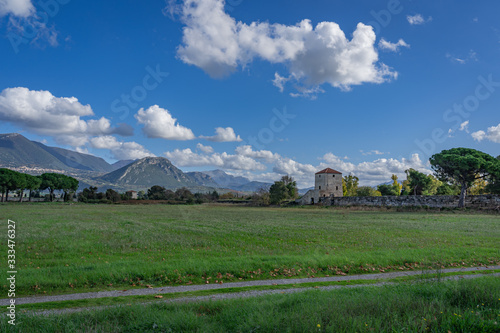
<box><xmin>4</xmin><ymin>276</ymin><xmax>499</xmax><ymax>332</ymax></box>
<box><xmin>1</xmin><ymin>204</ymin><xmax>499</xmax><ymax>295</ymax></box>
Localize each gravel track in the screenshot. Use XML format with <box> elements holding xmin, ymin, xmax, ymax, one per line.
<box><xmin>2</xmin><ymin>265</ymin><xmax>498</xmax><ymax>307</ymax></box>
<box><xmin>21</xmin><ymin>271</ymin><xmax>500</xmax><ymax>316</ymax></box>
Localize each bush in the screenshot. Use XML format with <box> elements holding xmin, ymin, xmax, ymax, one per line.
<box><xmin>251</xmin><ymin>189</ymin><xmax>270</xmax><ymax>206</ymax></box>
<box><xmin>356</xmin><ymin>186</ymin><xmax>381</xmax><ymax>197</ymax></box>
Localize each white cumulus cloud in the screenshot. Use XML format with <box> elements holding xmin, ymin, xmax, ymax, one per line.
<box><xmin>2</xmin><ymin>0</ymin><xmax>61</xmax><ymax>51</ymax></box>
<box><xmin>235</xmin><ymin>145</ymin><xmax>280</xmax><ymax>163</ymax></box>
<box><xmin>173</xmin><ymin>0</ymin><xmax>398</xmax><ymax>94</ymax></box>
<box><xmin>378</xmin><ymin>38</ymin><xmax>410</xmax><ymax>52</ymax></box>
<box><xmin>471</xmin><ymin>123</ymin><xmax>500</xmax><ymax>143</ymax></box>
<box><xmin>201</xmin><ymin>127</ymin><xmax>242</xmax><ymax>142</ymax></box>
<box><xmin>135</xmin><ymin>105</ymin><xmax>196</xmax><ymax>141</ymax></box>
<box><xmin>0</xmin><ymin>0</ymin><xmax>34</xmax><ymax>17</ymax></box>
<box><xmin>360</xmin><ymin>150</ymin><xmax>387</xmax><ymax>156</ymax></box>
<box><xmin>90</xmin><ymin>136</ymin><xmax>154</xmax><ymax>160</ymax></box>
<box><xmin>164</xmin><ymin>148</ymin><xmax>266</xmax><ymax>171</ymax></box>
<box><xmin>472</xmin><ymin>130</ymin><xmax>486</xmax><ymax>141</ymax></box>
<box><xmin>273</xmin><ymin>158</ymin><xmax>317</xmax><ymax>176</ymax></box>
<box><xmin>407</xmin><ymin>14</ymin><xmax>431</xmax><ymax>25</ymax></box>
<box><xmin>0</xmin><ymin>87</ymin><xmax>131</xmax><ymax>147</ymax></box>
<box><xmin>196</xmin><ymin>143</ymin><xmax>214</xmax><ymax>154</ymax></box>
<box><xmin>459</xmin><ymin>120</ymin><xmax>469</xmax><ymax>133</ymax></box>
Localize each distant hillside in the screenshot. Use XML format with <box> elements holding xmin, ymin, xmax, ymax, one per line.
<box><xmin>98</xmin><ymin>157</ymin><xmax>199</xmax><ymax>188</ymax></box>
<box><xmin>0</xmin><ymin>133</ymin><xmax>114</xmax><ymax>173</ymax></box>
<box><xmin>0</xmin><ymin>133</ymin><xmax>69</xmax><ymax>170</ymax></box>
<box><xmin>232</xmin><ymin>181</ymin><xmax>272</xmax><ymax>192</ymax></box>
<box><xmin>200</xmin><ymin>170</ymin><xmax>276</xmax><ymax>192</ymax></box>
<box><xmin>299</xmin><ymin>186</ymin><xmax>314</xmax><ymax>195</ymax></box>
<box><xmin>377</xmin><ymin>180</ymin><xmax>404</xmax><ymax>187</ymax></box>
<box><xmin>33</xmin><ymin>142</ymin><xmax>114</xmax><ymax>173</ymax></box>
<box><xmin>186</xmin><ymin>171</ymin><xmax>219</xmax><ymax>187</ymax></box>
<box><xmin>204</xmin><ymin>169</ymin><xmax>250</xmax><ymax>188</ymax></box>
<box><xmin>111</xmin><ymin>159</ymin><xmax>135</xmax><ymax>171</ymax></box>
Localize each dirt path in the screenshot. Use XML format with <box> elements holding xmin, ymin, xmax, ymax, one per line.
<box><xmin>2</xmin><ymin>265</ymin><xmax>498</xmax><ymax>307</ymax></box>
<box><xmin>29</xmin><ymin>272</ymin><xmax>500</xmax><ymax>317</ymax></box>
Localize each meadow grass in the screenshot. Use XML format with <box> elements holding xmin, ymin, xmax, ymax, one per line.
<box><xmin>4</xmin><ymin>276</ymin><xmax>499</xmax><ymax>332</ymax></box>
<box><xmin>1</xmin><ymin>203</ymin><xmax>499</xmax><ymax>296</ymax></box>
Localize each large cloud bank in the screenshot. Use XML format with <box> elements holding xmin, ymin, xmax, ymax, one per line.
<box><xmin>174</xmin><ymin>0</ymin><xmax>397</xmax><ymax>94</ymax></box>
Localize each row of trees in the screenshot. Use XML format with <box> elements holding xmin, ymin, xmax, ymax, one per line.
<box><xmin>0</xmin><ymin>169</ymin><xmax>79</xmax><ymax>202</ymax></box>
<box><xmin>77</xmin><ymin>185</ymin><xmax>221</xmax><ymax>204</ymax></box>
<box><xmin>77</xmin><ymin>187</ymin><xmax>123</xmax><ymax>203</ymax></box>
<box><xmin>341</xmin><ymin>148</ymin><xmax>500</xmax><ymax>208</ymax></box>
<box><xmin>342</xmin><ymin>170</ymin><xmax>458</xmax><ymax>198</ymax></box>
<box><xmin>146</xmin><ymin>186</ymin><xmax>220</xmax><ymax>203</ymax></box>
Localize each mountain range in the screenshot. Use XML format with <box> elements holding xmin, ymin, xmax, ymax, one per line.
<box><xmin>0</xmin><ymin>133</ymin><xmax>272</xmax><ymax>193</ymax></box>
<box><xmin>0</xmin><ymin>133</ymin><xmax>120</xmax><ymax>174</ymax></box>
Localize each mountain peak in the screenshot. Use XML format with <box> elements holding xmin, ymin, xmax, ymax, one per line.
<box><xmin>0</xmin><ymin>133</ymin><xmax>27</xmax><ymax>141</ymax></box>
<box><xmin>137</xmin><ymin>156</ymin><xmax>171</xmax><ymax>164</ymax></box>
<box><xmin>99</xmin><ymin>156</ymin><xmax>196</xmax><ymax>189</ymax></box>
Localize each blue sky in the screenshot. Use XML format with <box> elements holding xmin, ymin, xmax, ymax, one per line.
<box><xmin>0</xmin><ymin>0</ymin><xmax>499</xmax><ymax>187</ymax></box>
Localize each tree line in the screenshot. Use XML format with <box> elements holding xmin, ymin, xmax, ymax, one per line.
<box><xmin>0</xmin><ymin>169</ymin><xmax>79</xmax><ymax>202</ymax></box>
<box><xmin>77</xmin><ymin>185</ymin><xmax>221</xmax><ymax>204</ymax></box>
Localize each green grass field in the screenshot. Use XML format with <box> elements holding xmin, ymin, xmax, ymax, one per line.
<box><xmin>1</xmin><ymin>203</ymin><xmax>498</xmax><ymax>297</ymax></box>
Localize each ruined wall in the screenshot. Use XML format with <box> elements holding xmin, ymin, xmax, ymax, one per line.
<box><xmin>297</xmin><ymin>189</ymin><xmax>319</xmax><ymax>205</ymax></box>
<box><xmin>319</xmin><ymin>194</ymin><xmax>500</xmax><ymax>209</ymax></box>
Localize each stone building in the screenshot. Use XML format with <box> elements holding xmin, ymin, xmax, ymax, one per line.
<box><xmin>125</xmin><ymin>190</ymin><xmax>138</xmax><ymax>199</ymax></box>
<box><xmin>297</xmin><ymin>168</ymin><xmax>343</xmax><ymax>205</ymax></box>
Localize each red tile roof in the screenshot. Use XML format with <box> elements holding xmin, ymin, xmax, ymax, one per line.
<box><xmin>315</xmin><ymin>168</ymin><xmax>342</xmax><ymax>175</ymax></box>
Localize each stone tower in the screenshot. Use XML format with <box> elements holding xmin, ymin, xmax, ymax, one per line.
<box><xmin>296</xmin><ymin>167</ymin><xmax>343</xmax><ymax>205</ymax></box>
<box><xmin>315</xmin><ymin>168</ymin><xmax>343</xmax><ymax>199</ymax></box>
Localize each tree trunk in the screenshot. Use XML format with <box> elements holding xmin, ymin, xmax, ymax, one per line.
<box><xmin>458</xmin><ymin>183</ymin><xmax>467</xmax><ymax>208</ymax></box>
<box><xmin>5</xmin><ymin>191</ymin><xmax>9</xmax><ymax>202</ymax></box>
<box><xmin>19</xmin><ymin>190</ymin><xmax>23</xmax><ymax>203</ymax></box>
<box><xmin>50</xmin><ymin>189</ymin><xmax>54</xmax><ymax>202</ymax></box>
<box><xmin>29</xmin><ymin>190</ymin><xmax>32</xmax><ymax>202</ymax></box>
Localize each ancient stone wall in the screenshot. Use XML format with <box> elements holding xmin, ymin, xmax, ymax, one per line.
<box><xmin>297</xmin><ymin>189</ymin><xmax>319</xmax><ymax>205</ymax></box>
<box><xmin>319</xmin><ymin>194</ymin><xmax>500</xmax><ymax>209</ymax></box>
